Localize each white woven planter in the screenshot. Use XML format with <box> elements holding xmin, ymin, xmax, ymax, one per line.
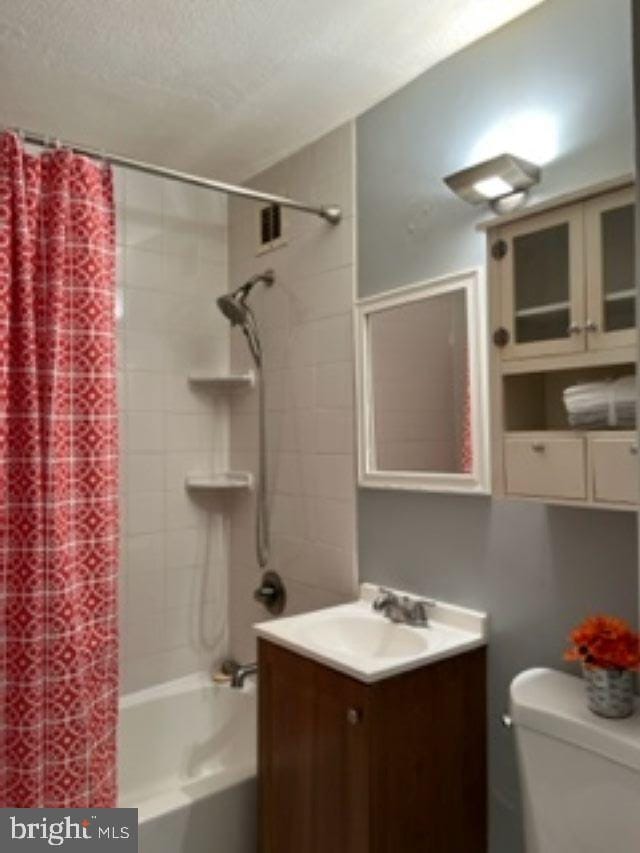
<box><xmin>583</xmin><ymin>665</ymin><xmax>634</xmax><ymax>719</ymax></box>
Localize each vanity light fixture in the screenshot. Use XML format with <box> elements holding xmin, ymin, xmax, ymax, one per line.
<box><xmin>444</xmin><ymin>153</ymin><xmax>541</xmax><ymax>213</ymax></box>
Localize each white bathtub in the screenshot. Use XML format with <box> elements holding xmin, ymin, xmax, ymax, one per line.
<box><xmin>119</xmin><ymin>672</ymin><xmax>257</xmax><ymax>853</ymax></box>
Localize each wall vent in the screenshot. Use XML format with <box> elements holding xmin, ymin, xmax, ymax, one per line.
<box><xmin>257</xmin><ymin>203</ymin><xmax>285</xmax><ymax>253</ymax></box>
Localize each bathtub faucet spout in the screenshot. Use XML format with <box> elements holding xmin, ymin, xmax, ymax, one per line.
<box><xmin>228</xmin><ymin>661</ymin><xmax>258</xmax><ymax>689</ymax></box>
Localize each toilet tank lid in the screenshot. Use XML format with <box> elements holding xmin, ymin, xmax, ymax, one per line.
<box><xmin>510</xmin><ymin>668</ymin><xmax>640</xmax><ymax>773</ymax></box>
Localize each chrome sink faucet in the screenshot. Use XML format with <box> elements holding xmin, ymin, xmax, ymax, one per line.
<box><xmin>372</xmin><ymin>588</ymin><xmax>435</xmax><ymax>627</ymax></box>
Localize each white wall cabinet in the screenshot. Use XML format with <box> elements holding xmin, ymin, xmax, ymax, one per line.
<box><xmin>585</xmin><ymin>187</ymin><xmax>637</xmax><ymax>352</ymax></box>
<box><xmin>494</xmin><ymin>185</ymin><xmax>635</xmax><ymax>363</ymax></box>
<box><xmin>504</xmin><ymin>433</ymin><xmax>586</xmax><ymax>501</ymax></box>
<box><xmin>487</xmin><ymin>179</ymin><xmax>637</xmax><ymax>511</ymax></box>
<box><xmin>503</xmin><ymin>430</ymin><xmax>637</xmax><ymax>506</ymax></box>
<box><xmin>590</xmin><ymin>434</ymin><xmax>639</xmax><ymax>505</ymax></box>
<box><xmin>497</xmin><ymin>206</ymin><xmax>585</xmax><ymax>361</ymax></box>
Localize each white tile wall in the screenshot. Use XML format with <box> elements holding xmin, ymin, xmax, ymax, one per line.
<box><xmin>115</xmin><ymin>167</ymin><xmax>230</xmax><ymax>694</ymax></box>
<box><xmin>227</xmin><ymin>123</ymin><xmax>358</xmax><ymax>662</ymax></box>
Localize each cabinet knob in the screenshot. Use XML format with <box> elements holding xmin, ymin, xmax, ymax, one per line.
<box><xmin>531</xmin><ymin>442</ymin><xmax>546</xmax><ymax>453</ymax></box>
<box><xmin>491</xmin><ymin>239</ymin><xmax>508</xmax><ymax>260</ymax></box>
<box><xmin>567</xmin><ymin>322</ymin><xmax>583</xmax><ymax>335</ymax></box>
<box><xmin>585</xmin><ymin>319</ymin><xmax>599</xmax><ymax>332</ymax></box>
<box><xmin>346</xmin><ymin>707</ymin><xmax>362</xmax><ymax>725</ymax></box>
<box><xmin>493</xmin><ymin>327</ymin><xmax>510</xmax><ymax>347</ymax></box>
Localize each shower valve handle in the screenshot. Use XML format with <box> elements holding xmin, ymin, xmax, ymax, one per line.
<box><xmin>255</xmin><ymin>581</ymin><xmax>277</xmax><ymax>602</ymax></box>
<box><xmin>253</xmin><ymin>570</ymin><xmax>286</xmax><ymax>615</ymax></box>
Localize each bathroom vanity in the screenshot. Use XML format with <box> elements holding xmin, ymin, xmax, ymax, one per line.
<box><xmin>256</xmin><ymin>588</ymin><xmax>488</xmax><ymax>853</ymax></box>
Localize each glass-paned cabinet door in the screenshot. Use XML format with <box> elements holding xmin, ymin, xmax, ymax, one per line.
<box><xmin>586</xmin><ymin>186</ymin><xmax>636</xmax><ymax>351</ymax></box>
<box><xmin>497</xmin><ymin>206</ymin><xmax>585</xmax><ymax>360</ymax></box>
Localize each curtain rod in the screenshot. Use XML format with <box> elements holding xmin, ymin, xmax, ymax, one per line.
<box><xmin>12</xmin><ymin>127</ymin><xmax>342</xmax><ymax>225</ymax></box>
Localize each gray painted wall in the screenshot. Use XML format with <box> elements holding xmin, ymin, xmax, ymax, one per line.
<box><xmin>359</xmin><ymin>495</ymin><xmax>637</xmax><ymax>851</ymax></box>
<box><xmin>358</xmin><ymin>0</ymin><xmax>634</xmax><ymax>297</ymax></box>
<box><xmin>356</xmin><ymin>1</ymin><xmax>638</xmax><ymax>851</ymax></box>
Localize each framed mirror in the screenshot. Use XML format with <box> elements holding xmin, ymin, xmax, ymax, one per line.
<box><xmin>355</xmin><ymin>269</ymin><xmax>490</xmax><ymax>494</ymax></box>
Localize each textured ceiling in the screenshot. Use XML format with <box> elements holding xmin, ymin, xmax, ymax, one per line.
<box><xmin>0</xmin><ymin>0</ymin><xmax>545</xmax><ymax>181</ymax></box>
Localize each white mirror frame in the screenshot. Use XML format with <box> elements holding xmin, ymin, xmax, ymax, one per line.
<box><xmin>355</xmin><ymin>269</ymin><xmax>491</xmax><ymax>494</ymax></box>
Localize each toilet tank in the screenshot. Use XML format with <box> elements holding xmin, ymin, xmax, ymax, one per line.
<box><xmin>510</xmin><ymin>668</ymin><xmax>640</xmax><ymax>853</ymax></box>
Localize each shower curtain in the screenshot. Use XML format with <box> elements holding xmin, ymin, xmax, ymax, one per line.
<box><xmin>0</xmin><ymin>132</ymin><xmax>119</xmax><ymax>806</ymax></box>
<box><xmin>461</xmin><ymin>372</ymin><xmax>473</xmax><ymax>475</ymax></box>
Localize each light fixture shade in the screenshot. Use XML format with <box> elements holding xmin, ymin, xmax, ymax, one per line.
<box><xmin>444</xmin><ymin>153</ymin><xmax>540</xmax><ymax>205</ymax></box>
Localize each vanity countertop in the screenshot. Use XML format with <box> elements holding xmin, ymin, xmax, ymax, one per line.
<box><xmin>254</xmin><ymin>583</ymin><xmax>488</xmax><ymax>683</ymax></box>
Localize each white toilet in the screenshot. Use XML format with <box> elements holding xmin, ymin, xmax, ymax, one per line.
<box><xmin>510</xmin><ymin>667</ymin><xmax>640</xmax><ymax>853</ymax></box>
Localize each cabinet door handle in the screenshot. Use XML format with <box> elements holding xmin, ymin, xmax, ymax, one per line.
<box><xmin>531</xmin><ymin>442</ymin><xmax>546</xmax><ymax>453</ymax></box>
<box><xmin>585</xmin><ymin>319</ymin><xmax>598</xmax><ymax>332</ymax></box>
<box><xmin>346</xmin><ymin>707</ymin><xmax>362</xmax><ymax>725</ymax></box>
<box><xmin>630</xmin><ymin>444</ymin><xmax>638</xmax><ymax>456</ymax></box>
<box><xmin>567</xmin><ymin>322</ymin><xmax>583</xmax><ymax>335</ymax></box>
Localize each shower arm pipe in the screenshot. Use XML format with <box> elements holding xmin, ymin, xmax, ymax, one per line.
<box><xmin>13</xmin><ymin>127</ymin><xmax>343</xmax><ymax>225</ymax></box>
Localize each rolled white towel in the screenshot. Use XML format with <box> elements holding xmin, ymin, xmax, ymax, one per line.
<box><xmin>563</xmin><ymin>376</ymin><xmax>636</xmax><ymax>427</ymax></box>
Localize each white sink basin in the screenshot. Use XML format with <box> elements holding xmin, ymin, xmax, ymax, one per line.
<box><xmin>254</xmin><ymin>584</ymin><xmax>488</xmax><ymax>683</ymax></box>
<box><xmin>299</xmin><ymin>611</ymin><xmax>434</xmax><ymax>660</ymax></box>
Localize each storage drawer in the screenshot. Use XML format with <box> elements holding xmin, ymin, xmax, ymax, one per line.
<box><xmin>504</xmin><ymin>435</ymin><xmax>586</xmax><ymax>500</ymax></box>
<box><xmin>590</xmin><ymin>435</ymin><xmax>639</xmax><ymax>505</ymax></box>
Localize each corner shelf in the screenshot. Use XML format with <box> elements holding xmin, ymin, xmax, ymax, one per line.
<box><xmin>188</xmin><ymin>372</ymin><xmax>255</xmax><ymax>390</ymax></box>
<box><xmin>185</xmin><ymin>472</ymin><xmax>253</xmax><ymax>492</ymax></box>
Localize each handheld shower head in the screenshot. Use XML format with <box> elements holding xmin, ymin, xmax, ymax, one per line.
<box><xmin>217</xmin><ymin>293</ymin><xmax>248</xmax><ymax>326</ymax></box>
<box><xmin>216</xmin><ymin>270</ymin><xmax>274</xmax><ymax>367</ymax></box>
<box><xmin>216</xmin><ymin>269</ymin><xmax>274</xmax><ymax>327</ymax></box>
<box><xmin>216</xmin><ymin>270</ymin><xmax>274</xmax><ymax>569</ymax></box>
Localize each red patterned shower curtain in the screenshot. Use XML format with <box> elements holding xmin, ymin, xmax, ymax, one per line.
<box><xmin>461</xmin><ymin>370</ymin><xmax>473</xmax><ymax>475</ymax></box>
<box><xmin>0</xmin><ymin>132</ymin><xmax>119</xmax><ymax>806</ymax></box>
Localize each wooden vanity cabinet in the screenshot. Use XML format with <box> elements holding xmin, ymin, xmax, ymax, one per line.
<box><xmin>259</xmin><ymin>639</ymin><xmax>487</xmax><ymax>853</ymax></box>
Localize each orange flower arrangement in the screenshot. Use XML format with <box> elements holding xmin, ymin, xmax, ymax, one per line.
<box><xmin>565</xmin><ymin>615</ymin><xmax>640</xmax><ymax>671</ymax></box>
